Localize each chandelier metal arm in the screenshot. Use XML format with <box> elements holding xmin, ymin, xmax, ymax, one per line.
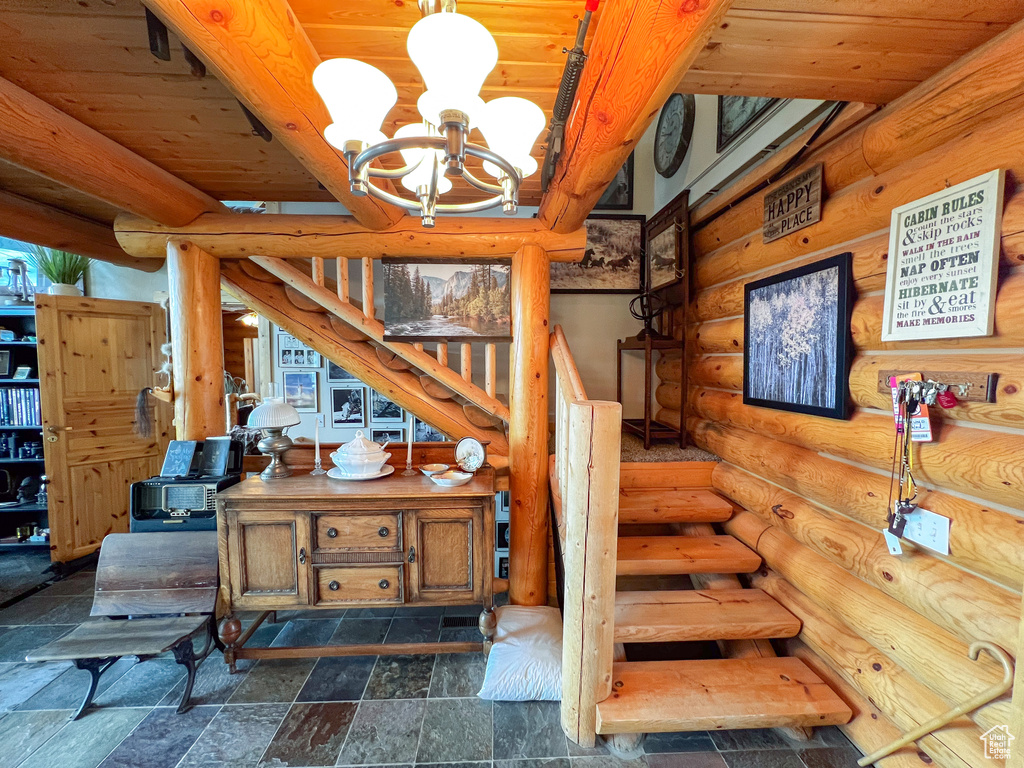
<box><xmin>350</xmin><ymin>136</ymin><xmax>521</xmax><ymax>189</ymax></box>
<box><xmin>461</xmin><ymin>168</ymin><xmax>504</xmax><ymax>195</ymax></box>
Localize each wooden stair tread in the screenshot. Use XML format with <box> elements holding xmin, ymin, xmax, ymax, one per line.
<box><xmin>618</xmin><ymin>488</ymin><xmax>732</xmax><ymax>524</ymax></box>
<box><xmin>596</xmin><ymin>658</ymin><xmax>852</xmax><ymax>734</ymax></box>
<box><xmin>617</xmin><ymin>536</ymin><xmax>761</xmax><ymax>576</ymax></box>
<box><xmin>614</xmin><ymin>589</ymin><xmax>801</xmax><ymax>643</ymax></box>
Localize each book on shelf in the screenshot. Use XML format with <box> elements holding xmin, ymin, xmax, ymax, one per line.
<box><xmin>0</xmin><ymin>387</ymin><xmax>40</xmax><ymax>427</ymax></box>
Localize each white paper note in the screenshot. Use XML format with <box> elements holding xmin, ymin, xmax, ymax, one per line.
<box><xmin>882</xmin><ymin>529</ymin><xmax>903</xmax><ymax>556</ymax></box>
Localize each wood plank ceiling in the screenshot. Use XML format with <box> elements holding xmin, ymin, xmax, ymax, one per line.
<box><xmin>1</xmin><ymin>0</ymin><xmax>1021</xmax><ymax>227</ymax></box>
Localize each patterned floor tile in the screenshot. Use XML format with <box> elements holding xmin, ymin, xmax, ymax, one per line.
<box><xmin>0</xmin><ymin>595</ymin><xmax>72</xmax><ymax>626</ymax></box>
<box><xmin>385</xmin><ymin>617</ymin><xmax>441</xmax><ymax>644</ymax></box>
<box><xmin>497</xmin><ymin>760</ymin><xmax>572</xmax><ymax>768</ymax></box>
<box><xmin>0</xmin><ymin>708</ymin><xmax>73</xmax><ymax>768</ymax></box>
<box><xmin>295</xmin><ymin>656</ymin><xmax>376</xmax><ymax>702</ymax></box>
<box><xmin>797</xmin><ymin>746</ymin><xmax>864</xmax><ymax>768</ymax></box>
<box><xmin>157</xmin><ymin>655</ymin><xmax>253</xmax><ymax>707</ymax></box>
<box><xmin>337</xmin><ymin>699</ymin><xmax>426</xmax><ymax>765</ymax></box>
<box><xmin>0</xmin><ymin>661</ymin><xmax>71</xmax><ymax>713</ymax></box>
<box><xmin>364</xmin><ymin>655</ymin><xmax>433</xmax><ymax>699</ymax></box>
<box><xmin>644</xmin><ymin>732</ymin><xmax>717</xmax><ymax>754</ymax></box>
<box><xmin>28</xmin><ymin>596</ymin><xmax>95</xmax><ymax>625</ymax></box>
<box><xmin>177</xmin><ymin>703</ymin><xmax>290</xmax><ymax>768</ymax></box>
<box><xmin>17</xmin><ymin>657</ymin><xmax>134</xmax><ymax>712</ymax></box>
<box><xmin>17</xmin><ymin>706</ymin><xmax>150</xmax><ymax>768</ymax></box>
<box><xmin>493</xmin><ymin>701</ymin><xmax>568</xmax><ymax>760</ymax></box>
<box><xmin>646</xmin><ymin>754</ymin><xmax>727</xmax><ymax>768</ymax></box>
<box><xmin>328</xmin><ymin>619</ymin><xmax>390</xmax><ymax>646</ymax></box>
<box><xmin>259</xmin><ymin>701</ymin><xmax>356</xmax><ymax>767</ymax></box>
<box><xmin>719</xmin><ymin>749</ymin><xmax>804</xmax><ymax>768</ymax></box>
<box><xmin>93</xmin><ymin>659</ymin><xmax>186</xmax><ymax>708</ymax></box>
<box><xmin>344</xmin><ymin>608</ymin><xmax>396</xmax><ymax>619</ymax></box>
<box><xmin>37</xmin><ymin>572</ymin><xmax>96</xmax><ymax>596</ymax></box>
<box><xmin>229</xmin><ymin>658</ymin><xmax>316</xmax><ymax>704</ymax></box>
<box><xmin>0</xmin><ymin>624</ymin><xmax>74</xmax><ymax>662</ymax></box>
<box><xmin>569</xmin><ymin>756</ymin><xmax>647</xmax><ymax>768</ymax></box>
<box><xmin>428</xmin><ymin>652</ymin><xmax>485</xmax><ymax>698</ymax></box>
<box><xmin>96</xmin><ymin>705</ymin><xmax>220</xmax><ymax>768</ymax></box>
<box><xmin>416</xmin><ymin>698</ymin><xmax>493</xmax><ymax>763</ymax></box>
<box><xmin>272</xmin><ymin>619</ymin><xmax>344</xmax><ymax>648</ymax></box>
<box><xmin>711</xmin><ymin>729</ymin><xmax>794</xmax><ymax>751</ymax></box>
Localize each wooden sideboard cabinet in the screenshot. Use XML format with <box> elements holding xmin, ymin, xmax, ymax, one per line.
<box><xmin>216</xmin><ymin>470</ymin><xmax>495</xmax><ymax>665</ymax></box>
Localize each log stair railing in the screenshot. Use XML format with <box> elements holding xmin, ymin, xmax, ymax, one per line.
<box><xmin>550</xmin><ymin>325</ymin><xmax>851</xmax><ymax>751</ymax></box>
<box><xmin>219</xmin><ymin>258</ymin><xmax>510</xmax><ymax>457</ymax></box>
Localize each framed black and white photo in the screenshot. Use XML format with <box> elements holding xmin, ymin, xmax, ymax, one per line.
<box><xmin>550</xmin><ymin>214</ymin><xmax>645</xmax><ymax>294</ymax></box>
<box><xmin>330</xmin><ymin>384</ymin><xmax>365</xmax><ymax>427</ymax></box>
<box><xmin>645</xmin><ymin>191</ymin><xmax>688</xmax><ymax>294</ymax></box>
<box><xmin>594</xmin><ymin>152</ymin><xmax>634</xmax><ymax>210</ymax></box>
<box><xmin>0</xmin><ymin>350</ymin><xmax>12</xmax><ymax>376</ymax></box>
<box><xmin>717</xmin><ymin>96</ymin><xmax>779</xmax><ymax>153</ymax></box>
<box><xmin>370</xmin><ymin>389</ymin><xmax>404</xmax><ymax>423</ymax></box>
<box><xmin>278</xmin><ymin>341</ymin><xmax>320</xmax><ymax>368</ymax></box>
<box><xmin>282</xmin><ymin>370</ymin><xmax>318</xmax><ymax>412</ymax></box>
<box><xmin>744</xmin><ymin>252</ymin><xmax>853</xmax><ymax>420</ymax></box>
<box><xmin>414</xmin><ymin>418</ymin><xmax>447</xmax><ymax>443</ymax></box>
<box><xmin>327</xmin><ymin>360</ymin><xmax>357</xmax><ymax>382</ymax></box>
<box><xmin>371</xmin><ymin>427</ymin><xmax>405</xmax><ymax>444</ymax></box>
<box><xmin>382</xmin><ymin>260</ymin><xmax>511</xmax><ymax>342</ymax></box>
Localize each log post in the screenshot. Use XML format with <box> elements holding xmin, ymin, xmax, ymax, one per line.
<box><xmin>168</xmin><ymin>240</ymin><xmax>225</xmax><ymax>439</ymax></box>
<box><xmin>509</xmin><ymin>244</ymin><xmax>550</xmax><ymax>606</ymax></box>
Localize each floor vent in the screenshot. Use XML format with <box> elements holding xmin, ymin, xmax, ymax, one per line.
<box><xmin>441</xmin><ymin>616</ymin><xmax>478</xmax><ymax>629</ymax></box>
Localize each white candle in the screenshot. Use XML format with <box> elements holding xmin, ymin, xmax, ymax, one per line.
<box><xmin>407</xmin><ymin>413</ymin><xmax>414</xmax><ymax>466</ymax></box>
<box><xmin>314</xmin><ymin>422</ymin><xmax>321</xmax><ymax>463</ymax></box>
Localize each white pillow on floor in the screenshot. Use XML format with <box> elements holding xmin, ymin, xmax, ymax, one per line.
<box><xmin>477</xmin><ymin>605</ymin><xmax>562</xmax><ymax>701</ymax></box>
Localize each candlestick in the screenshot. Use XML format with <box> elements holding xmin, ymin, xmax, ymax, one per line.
<box><xmin>402</xmin><ymin>413</ymin><xmax>417</xmax><ymax>476</ymax></box>
<box><xmin>310</xmin><ymin>421</ymin><xmax>327</xmax><ymax>475</ymax></box>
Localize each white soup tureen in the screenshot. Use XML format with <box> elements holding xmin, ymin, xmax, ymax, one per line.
<box><xmin>330</xmin><ymin>431</ymin><xmax>391</xmax><ymax>477</ymax></box>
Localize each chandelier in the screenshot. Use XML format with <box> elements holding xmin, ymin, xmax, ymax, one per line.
<box><xmin>311</xmin><ymin>0</ymin><xmax>546</xmax><ymax>227</ymax></box>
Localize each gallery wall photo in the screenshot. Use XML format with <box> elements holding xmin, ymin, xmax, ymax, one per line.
<box><xmin>743</xmin><ymin>252</ymin><xmax>854</xmax><ymax>420</ymax></box>
<box><xmin>550</xmin><ymin>214</ymin><xmax>646</xmax><ymax>294</ymax></box>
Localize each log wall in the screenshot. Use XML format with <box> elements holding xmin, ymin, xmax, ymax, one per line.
<box><xmin>657</xmin><ymin>21</ymin><xmax>1024</xmax><ymax>768</ymax></box>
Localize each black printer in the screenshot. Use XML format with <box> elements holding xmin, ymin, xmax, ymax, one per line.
<box><xmin>129</xmin><ymin>438</ymin><xmax>243</xmax><ymax>532</ymax></box>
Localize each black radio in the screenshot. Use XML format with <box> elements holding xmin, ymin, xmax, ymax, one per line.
<box><xmin>130</xmin><ymin>438</ymin><xmax>244</xmax><ymax>532</ymax></box>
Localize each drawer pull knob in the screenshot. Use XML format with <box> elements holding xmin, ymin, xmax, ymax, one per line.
<box><xmin>378</xmin><ymin>579</ymin><xmax>390</xmax><ymax>590</ymax></box>
<box><xmin>327</xmin><ymin>527</ymin><xmax>338</xmax><ymax>538</ymax></box>
<box><xmin>329</xmin><ymin>580</ymin><xmax>340</xmax><ymax>591</ymax></box>
<box><xmin>378</xmin><ymin>526</ymin><xmax>389</xmax><ymax>538</ymax></box>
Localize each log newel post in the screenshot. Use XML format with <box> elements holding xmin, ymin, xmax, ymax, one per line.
<box><xmin>168</xmin><ymin>240</ymin><xmax>225</xmax><ymax>440</ymax></box>
<box><xmin>509</xmin><ymin>243</ymin><xmax>550</xmax><ymax>606</ymax></box>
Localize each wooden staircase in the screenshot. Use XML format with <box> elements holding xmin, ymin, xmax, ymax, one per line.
<box><xmin>549</xmin><ymin>327</ymin><xmax>850</xmax><ymax>749</ymax></box>
<box><xmin>220</xmin><ymin>256</ymin><xmax>510</xmax><ymax>457</ymax></box>
<box><xmin>593</xmin><ymin>469</ymin><xmax>852</xmax><ymax>736</ymax></box>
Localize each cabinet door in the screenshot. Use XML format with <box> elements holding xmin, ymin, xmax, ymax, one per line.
<box><xmin>227</xmin><ymin>510</ymin><xmax>310</xmax><ymax>608</ymax></box>
<box><xmin>405</xmin><ymin>507</ymin><xmax>483</xmax><ymax>604</ymax></box>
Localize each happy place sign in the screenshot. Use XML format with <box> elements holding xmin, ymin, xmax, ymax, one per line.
<box><xmin>881</xmin><ymin>169</ymin><xmax>1004</xmax><ymax>341</ymax></box>
<box><xmin>763</xmin><ymin>163</ymin><xmax>823</xmax><ymax>244</ymax></box>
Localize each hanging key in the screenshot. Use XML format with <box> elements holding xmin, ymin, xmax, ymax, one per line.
<box><xmin>936</xmin><ymin>384</ymin><xmax>958</xmax><ymax>409</ymax></box>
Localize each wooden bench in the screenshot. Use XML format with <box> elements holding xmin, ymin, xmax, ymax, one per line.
<box><xmin>26</xmin><ymin>531</ymin><xmax>221</xmax><ymax>720</ymax></box>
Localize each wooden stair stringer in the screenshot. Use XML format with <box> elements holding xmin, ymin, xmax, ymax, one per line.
<box><xmin>595</xmin><ymin>658</ymin><xmax>853</xmax><ymax>734</ymax></box>
<box><xmin>221</xmin><ymin>261</ymin><xmax>509</xmax><ymax>455</ymax></box>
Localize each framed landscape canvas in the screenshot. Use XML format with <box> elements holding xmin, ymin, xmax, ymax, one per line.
<box><xmin>282</xmin><ymin>370</ymin><xmax>318</xmax><ymax>412</ymax></box>
<box><xmin>550</xmin><ymin>214</ymin><xmax>645</xmax><ymax>294</ymax></box>
<box><xmin>594</xmin><ymin>152</ymin><xmax>634</xmax><ymax>210</ymax></box>
<box><xmin>743</xmin><ymin>252</ymin><xmax>853</xmax><ymax>420</ymax></box>
<box><xmin>370</xmin><ymin>389</ymin><xmax>404</xmax><ymax>423</ymax></box>
<box><xmin>382</xmin><ymin>260</ymin><xmax>511</xmax><ymax>342</ymax></box>
<box><xmin>331</xmin><ymin>384</ymin><xmax>365</xmax><ymax>427</ymax></box>
<box><xmin>717</xmin><ymin>96</ymin><xmax>779</xmax><ymax>153</ymax></box>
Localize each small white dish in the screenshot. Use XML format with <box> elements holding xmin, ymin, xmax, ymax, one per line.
<box><xmin>429</xmin><ymin>470</ymin><xmax>473</xmax><ymax>487</ymax></box>
<box><xmin>327</xmin><ymin>465</ymin><xmax>395</xmax><ymax>482</ymax></box>
<box><xmin>420</xmin><ymin>463</ymin><xmax>450</xmax><ymax>477</ymax></box>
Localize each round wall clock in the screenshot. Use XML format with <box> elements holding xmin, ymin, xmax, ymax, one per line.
<box><xmin>654</xmin><ymin>93</ymin><xmax>696</xmax><ymax>179</ymax></box>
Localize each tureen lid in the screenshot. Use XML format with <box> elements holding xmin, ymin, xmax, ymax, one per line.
<box><xmin>337</xmin><ymin>430</ymin><xmax>383</xmax><ymax>455</ymax></box>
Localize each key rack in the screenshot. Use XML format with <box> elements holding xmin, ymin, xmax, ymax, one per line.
<box><xmin>874</xmin><ymin>370</ymin><xmax>998</xmax><ymax>403</ymax></box>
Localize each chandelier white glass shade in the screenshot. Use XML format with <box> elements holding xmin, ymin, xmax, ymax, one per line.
<box><xmin>311</xmin><ymin>5</ymin><xmax>546</xmax><ymax>227</ymax></box>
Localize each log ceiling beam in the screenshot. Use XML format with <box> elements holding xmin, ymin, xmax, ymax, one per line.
<box><xmin>0</xmin><ymin>190</ymin><xmax>160</xmax><ymax>272</ymax></box>
<box><xmin>0</xmin><ymin>76</ymin><xmax>227</xmax><ymax>229</ymax></box>
<box><xmin>114</xmin><ymin>212</ymin><xmax>587</xmax><ymax>262</ymax></box>
<box><xmin>537</xmin><ymin>0</ymin><xmax>732</xmax><ymax>233</ymax></box>
<box><xmin>141</xmin><ymin>0</ymin><xmax>404</xmax><ymax>231</ymax></box>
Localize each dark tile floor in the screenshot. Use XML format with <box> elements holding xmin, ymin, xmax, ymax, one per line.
<box><xmin>0</xmin><ymin>572</ymin><xmax>864</xmax><ymax>768</ymax></box>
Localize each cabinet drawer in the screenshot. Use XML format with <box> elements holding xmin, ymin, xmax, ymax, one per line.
<box><xmin>314</xmin><ymin>513</ymin><xmax>401</xmax><ymax>552</ymax></box>
<box><xmin>315</xmin><ymin>565</ymin><xmax>403</xmax><ymax>604</ymax></box>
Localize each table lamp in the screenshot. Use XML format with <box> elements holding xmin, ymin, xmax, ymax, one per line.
<box><xmin>248</xmin><ymin>397</ymin><xmax>302</xmax><ymax>480</ymax></box>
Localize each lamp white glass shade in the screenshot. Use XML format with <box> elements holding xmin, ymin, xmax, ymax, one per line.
<box><xmin>394</xmin><ymin>123</ymin><xmax>453</xmax><ymax>194</ymax></box>
<box><xmin>248</xmin><ymin>397</ymin><xmax>301</xmax><ymax>430</ymax></box>
<box><xmin>478</xmin><ymin>97</ymin><xmax>545</xmax><ymax>178</ymax></box>
<box><xmin>407</xmin><ymin>12</ymin><xmax>498</xmax><ymax>125</ymax></box>
<box><xmin>312</xmin><ymin>58</ymin><xmax>398</xmax><ymax>147</ymax></box>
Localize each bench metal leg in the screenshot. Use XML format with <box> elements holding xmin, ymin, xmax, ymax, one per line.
<box><xmin>71</xmin><ymin>657</ymin><xmax>118</xmax><ymax>720</ymax></box>
<box><xmin>172</xmin><ymin>639</ymin><xmax>197</xmax><ymax>714</ymax></box>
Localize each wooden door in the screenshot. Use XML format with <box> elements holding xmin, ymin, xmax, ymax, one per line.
<box><xmin>226</xmin><ymin>509</ymin><xmax>310</xmax><ymax>608</ymax></box>
<box><xmin>405</xmin><ymin>507</ymin><xmax>484</xmax><ymax>604</ymax></box>
<box><xmin>37</xmin><ymin>296</ymin><xmax>171</xmax><ymax>562</ymax></box>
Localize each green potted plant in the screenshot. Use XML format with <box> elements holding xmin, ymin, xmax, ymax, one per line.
<box><xmin>27</xmin><ymin>246</ymin><xmax>91</xmax><ymax>296</ymax></box>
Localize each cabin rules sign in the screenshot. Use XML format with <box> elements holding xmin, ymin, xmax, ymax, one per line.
<box><xmin>763</xmin><ymin>163</ymin><xmax>823</xmax><ymax>244</ymax></box>
<box><xmin>881</xmin><ymin>169</ymin><xmax>1004</xmax><ymax>341</ymax></box>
